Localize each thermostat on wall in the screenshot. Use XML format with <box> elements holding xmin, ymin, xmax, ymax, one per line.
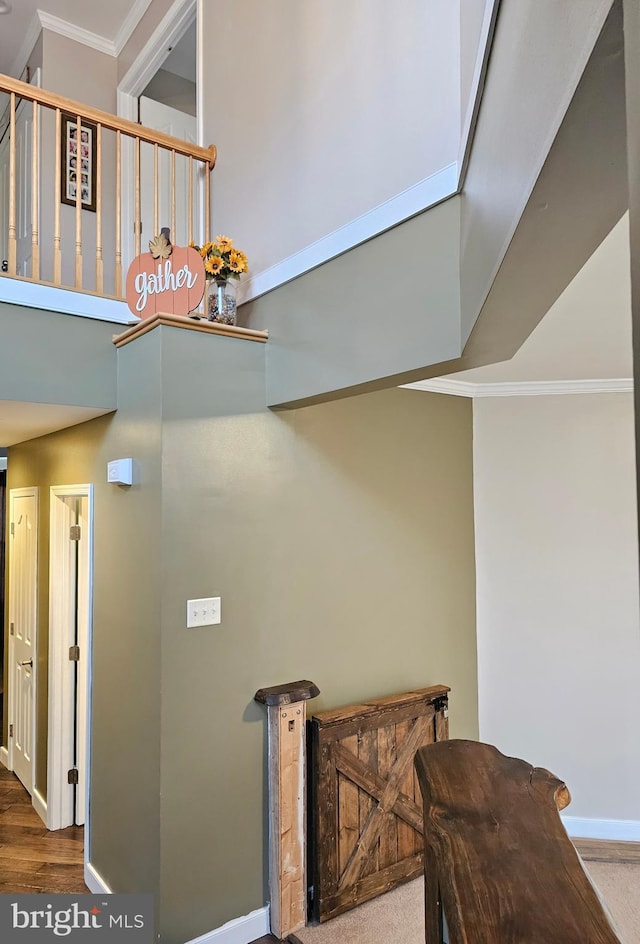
<box><xmin>107</xmin><ymin>458</ymin><xmax>133</xmax><ymax>486</ymax></box>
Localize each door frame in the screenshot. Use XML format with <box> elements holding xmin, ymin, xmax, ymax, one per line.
<box><xmin>48</xmin><ymin>485</ymin><xmax>94</xmax><ymax>834</ymax></box>
<box><xmin>117</xmin><ymin>0</ymin><xmax>204</xmax><ymax>266</ymax></box>
<box><xmin>7</xmin><ymin>487</ymin><xmax>39</xmax><ymax>800</ymax></box>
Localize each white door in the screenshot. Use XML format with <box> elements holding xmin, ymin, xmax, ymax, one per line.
<box><xmin>9</xmin><ymin>489</ymin><xmax>38</xmax><ymax>793</ymax></box>
<box><xmin>48</xmin><ymin>486</ymin><xmax>92</xmax><ymax>830</ymax></box>
<box><xmin>0</xmin><ymin>103</ymin><xmax>31</xmax><ymax>274</ymax></box>
<box><xmin>138</xmin><ymin>97</ymin><xmax>199</xmax><ymax>249</ymax></box>
<box><xmin>75</xmin><ymin>495</ymin><xmax>90</xmax><ymax>826</ymax></box>
<box><xmin>0</xmin><ymin>126</ymin><xmax>9</xmax><ymax>268</ymax></box>
<box><xmin>15</xmin><ymin>100</ymin><xmax>34</xmax><ymax>277</ymax></box>
<box><xmin>0</xmin><ymin>69</ymin><xmax>40</xmax><ymax>276</ymax></box>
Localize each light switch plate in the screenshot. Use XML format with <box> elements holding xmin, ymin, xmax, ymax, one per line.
<box><xmin>187</xmin><ymin>597</ymin><xmax>221</xmax><ymax>628</ymax></box>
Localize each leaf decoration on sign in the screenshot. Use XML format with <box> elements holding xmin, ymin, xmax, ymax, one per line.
<box><xmin>149</xmin><ymin>233</ymin><xmax>172</xmax><ymax>260</ymax></box>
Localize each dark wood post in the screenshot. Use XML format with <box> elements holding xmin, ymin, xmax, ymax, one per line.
<box><xmin>255</xmin><ymin>680</ymin><xmax>320</xmax><ymax>940</ymax></box>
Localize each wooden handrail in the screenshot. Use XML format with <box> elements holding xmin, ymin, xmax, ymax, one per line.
<box><xmin>0</xmin><ymin>72</ymin><xmax>217</xmax><ymax>168</ymax></box>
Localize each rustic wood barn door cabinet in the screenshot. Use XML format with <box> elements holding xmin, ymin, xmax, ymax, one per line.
<box><xmin>309</xmin><ymin>685</ymin><xmax>450</xmax><ymax>922</ymax></box>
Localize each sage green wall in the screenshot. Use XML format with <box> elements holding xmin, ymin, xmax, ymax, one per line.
<box><xmin>0</xmin><ymin>302</ymin><xmax>118</xmax><ymax>409</ymax></box>
<box><xmin>156</xmin><ymin>327</ymin><xmax>477</xmax><ymax>941</ymax></box>
<box><xmin>6</xmin><ymin>334</ymin><xmax>163</xmax><ymax>897</ymax></box>
<box><xmin>7</xmin><ymin>415</ymin><xmax>114</xmax><ymax>796</ymax></box>
<box><xmin>242</xmin><ymin>199</ymin><xmax>462</xmax><ymax>409</ymax></box>
<box><xmin>5</xmin><ymin>325</ymin><xmax>476</xmax><ymax>942</ymax></box>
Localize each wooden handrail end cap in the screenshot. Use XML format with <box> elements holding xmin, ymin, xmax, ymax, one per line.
<box><xmin>254</xmin><ymin>680</ymin><xmax>320</xmax><ymax>706</ymax></box>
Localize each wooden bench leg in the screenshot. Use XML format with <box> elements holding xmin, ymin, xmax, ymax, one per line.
<box><xmin>424</xmin><ymin>843</ymin><xmax>444</xmax><ymax>943</ymax></box>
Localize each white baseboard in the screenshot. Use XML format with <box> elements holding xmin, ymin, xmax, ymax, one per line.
<box><xmin>32</xmin><ymin>788</ymin><xmax>47</xmax><ymax>827</ymax></box>
<box><xmin>0</xmin><ymin>747</ymin><xmax>9</xmax><ymax>769</ymax></box>
<box><xmin>185</xmin><ymin>906</ymin><xmax>270</xmax><ymax>944</ymax></box>
<box><xmin>238</xmin><ymin>163</ymin><xmax>458</xmax><ymax>304</ymax></box>
<box><xmin>84</xmin><ymin>861</ymin><xmax>113</xmax><ymax>895</ymax></box>
<box><xmin>562</xmin><ymin>816</ymin><xmax>640</xmax><ymax>842</ymax></box>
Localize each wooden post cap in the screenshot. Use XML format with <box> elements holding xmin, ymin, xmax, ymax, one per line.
<box><xmin>254</xmin><ymin>680</ymin><xmax>320</xmax><ymax>707</ymax></box>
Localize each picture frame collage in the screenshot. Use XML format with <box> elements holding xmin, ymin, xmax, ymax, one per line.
<box><xmin>60</xmin><ymin>114</ymin><xmax>97</xmax><ymax>212</ymax></box>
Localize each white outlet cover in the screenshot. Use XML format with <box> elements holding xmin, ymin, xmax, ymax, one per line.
<box><xmin>187</xmin><ymin>597</ymin><xmax>221</xmax><ymax>628</ymax></box>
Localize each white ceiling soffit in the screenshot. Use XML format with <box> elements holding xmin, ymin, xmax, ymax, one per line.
<box><xmin>404</xmin><ymin>213</ymin><xmax>634</xmax><ymax>397</ymax></box>
<box><xmin>8</xmin><ymin>0</ymin><xmax>152</xmax><ymax>77</ymax></box>
<box><xmin>404</xmin><ymin>378</ymin><xmax>633</xmax><ymax>398</ymax></box>
<box><xmin>0</xmin><ymin>401</ymin><xmax>113</xmax><ymax>447</ymax></box>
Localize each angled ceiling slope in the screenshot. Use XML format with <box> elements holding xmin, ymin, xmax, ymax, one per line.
<box><xmin>457</xmin><ymin>0</ymin><xmax>626</xmax><ymax>371</ymax></box>
<box><xmin>250</xmin><ymin>0</ymin><xmax>625</xmax><ymax>408</ymax></box>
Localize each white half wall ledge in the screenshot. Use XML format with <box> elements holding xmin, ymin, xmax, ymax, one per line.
<box><xmin>84</xmin><ymin>862</ymin><xmax>112</xmax><ymax>895</ymax></box>
<box><xmin>238</xmin><ymin>163</ymin><xmax>458</xmax><ymax>305</ymax></box>
<box><xmin>562</xmin><ymin>816</ymin><xmax>640</xmax><ymax>842</ymax></box>
<box><xmin>402</xmin><ymin>378</ymin><xmax>634</xmax><ymax>398</ymax></box>
<box><xmin>0</xmin><ymin>277</ymin><xmax>133</xmax><ymax>324</ymax></box>
<box><xmin>184</xmin><ymin>906</ymin><xmax>270</xmax><ymax>944</ymax></box>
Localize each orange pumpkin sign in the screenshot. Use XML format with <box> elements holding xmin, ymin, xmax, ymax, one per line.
<box><xmin>126</xmin><ymin>234</ymin><xmax>205</xmax><ymax>319</ymax></box>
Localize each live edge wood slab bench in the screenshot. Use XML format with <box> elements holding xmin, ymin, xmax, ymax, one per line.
<box><xmin>414</xmin><ymin>740</ymin><xmax>622</xmax><ymax>944</ymax></box>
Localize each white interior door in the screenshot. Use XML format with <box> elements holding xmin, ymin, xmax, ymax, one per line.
<box><xmin>0</xmin><ymin>127</ymin><xmax>9</xmax><ymax>268</ymax></box>
<box><xmin>9</xmin><ymin>489</ymin><xmax>38</xmax><ymax>794</ymax></box>
<box><xmin>48</xmin><ymin>486</ymin><xmax>92</xmax><ymax>831</ymax></box>
<box><xmin>0</xmin><ymin>70</ymin><xmax>40</xmax><ymax>276</ymax></box>
<box><xmin>138</xmin><ymin>97</ymin><xmax>199</xmax><ymax>249</ymax></box>
<box><xmin>75</xmin><ymin>495</ymin><xmax>90</xmax><ymax>826</ymax></box>
<box><xmin>0</xmin><ymin>102</ymin><xmax>31</xmax><ymax>274</ymax></box>
<box><xmin>15</xmin><ymin>100</ymin><xmax>34</xmax><ymax>277</ymax></box>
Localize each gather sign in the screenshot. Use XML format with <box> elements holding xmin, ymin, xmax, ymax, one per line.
<box><xmin>126</xmin><ymin>234</ymin><xmax>205</xmax><ymax>319</ymax></box>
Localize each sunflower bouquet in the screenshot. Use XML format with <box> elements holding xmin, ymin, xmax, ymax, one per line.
<box><xmin>192</xmin><ymin>235</ymin><xmax>248</xmax><ymax>284</ymax></box>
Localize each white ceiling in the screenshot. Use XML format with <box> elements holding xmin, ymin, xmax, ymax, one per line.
<box><xmin>0</xmin><ymin>0</ymin><xmax>148</xmax><ymax>75</ymax></box>
<box><xmin>162</xmin><ymin>21</ymin><xmax>196</xmax><ymax>84</ymax></box>
<box><xmin>0</xmin><ymin>402</ymin><xmax>113</xmax><ymax>447</ymax></box>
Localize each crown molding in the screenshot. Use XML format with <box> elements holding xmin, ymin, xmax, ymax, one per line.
<box><xmin>12</xmin><ymin>4</ymin><xmax>153</xmax><ymax>76</ymax></box>
<box><xmin>114</xmin><ymin>0</ymin><xmax>154</xmax><ymax>57</ymax></box>
<box><xmin>403</xmin><ymin>378</ymin><xmax>634</xmax><ymax>398</ymax></box>
<box><xmin>37</xmin><ymin>10</ymin><xmax>116</xmax><ymax>57</ymax></box>
<box><xmin>9</xmin><ymin>12</ymin><xmax>42</xmax><ymax>78</ymax></box>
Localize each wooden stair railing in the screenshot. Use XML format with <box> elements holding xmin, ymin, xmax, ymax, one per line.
<box><xmin>414</xmin><ymin>740</ymin><xmax>623</xmax><ymax>944</ymax></box>
<box><xmin>0</xmin><ymin>71</ymin><xmax>216</xmax><ymax>299</ymax></box>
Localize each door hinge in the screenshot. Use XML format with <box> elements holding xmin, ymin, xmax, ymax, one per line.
<box><xmin>67</xmin><ymin>768</ymin><xmax>79</xmax><ymax>785</ymax></box>
<box><xmin>69</xmin><ymin>645</ymin><xmax>80</xmax><ymax>662</ymax></box>
<box><xmin>10</xmin><ymin>522</ymin><xmax>14</xmax><ymax>537</ymax></box>
<box><xmin>9</xmin><ymin>724</ymin><xmax>14</xmax><ymax>738</ymax></box>
<box><xmin>69</xmin><ymin>525</ymin><xmax>81</xmax><ymax>542</ymax></box>
<box><xmin>9</xmin><ymin>622</ymin><xmax>14</xmax><ymax>636</ymax></box>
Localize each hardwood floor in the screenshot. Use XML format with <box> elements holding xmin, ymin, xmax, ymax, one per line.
<box><xmin>573</xmin><ymin>838</ymin><xmax>640</xmax><ymax>864</ymax></box>
<box><xmin>0</xmin><ymin>765</ymin><xmax>88</xmax><ymax>893</ymax></box>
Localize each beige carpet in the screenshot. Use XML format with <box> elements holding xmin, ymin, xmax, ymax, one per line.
<box><xmin>296</xmin><ymin>864</ymin><xmax>640</xmax><ymax>944</ymax></box>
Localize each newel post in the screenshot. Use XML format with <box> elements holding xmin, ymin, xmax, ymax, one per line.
<box><xmin>255</xmin><ymin>680</ymin><xmax>320</xmax><ymax>941</ymax></box>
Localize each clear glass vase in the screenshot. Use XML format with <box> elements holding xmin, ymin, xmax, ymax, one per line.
<box><xmin>206</xmin><ymin>279</ymin><xmax>237</xmax><ymax>325</ymax></box>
